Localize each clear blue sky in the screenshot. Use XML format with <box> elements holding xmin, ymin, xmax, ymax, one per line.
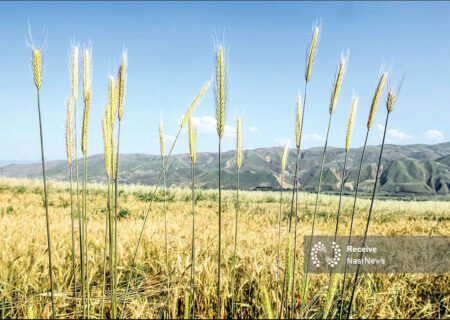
<box><xmin>0</xmin><ymin>1</ymin><xmax>449</xmax><ymax>162</ymax></box>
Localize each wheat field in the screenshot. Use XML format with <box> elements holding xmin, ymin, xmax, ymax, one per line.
<box><xmin>0</xmin><ymin>177</ymin><xmax>448</xmax><ymax>319</ymax></box>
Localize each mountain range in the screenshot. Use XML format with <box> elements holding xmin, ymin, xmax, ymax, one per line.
<box><xmin>1</xmin><ymin>142</ymin><xmax>449</xmax><ymax>198</ymax></box>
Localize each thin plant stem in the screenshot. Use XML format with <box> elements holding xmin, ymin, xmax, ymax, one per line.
<box><xmin>280</xmin><ymin>83</ymin><xmax>308</xmax><ymax>318</ymax></box>
<box><xmin>120</xmin><ymin>124</ymin><xmax>184</xmax><ymax>318</ymax></box>
<box><xmin>338</xmin><ymin>130</ymin><xmax>369</xmax><ymax>320</ymax></box>
<box><xmin>69</xmin><ymin>165</ymin><xmax>77</xmax><ymax>314</ymax></box>
<box><xmin>101</xmin><ymin>179</ymin><xmax>111</xmax><ymax>317</ymax></box>
<box><xmin>301</xmin><ymin>113</ymin><xmax>333</xmax><ymax>315</ymax></box>
<box><xmin>231</xmin><ymin>169</ymin><xmax>240</xmax><ymax>319</ymax></box>
<box><xmin>275</xmin><ymin>172</ymin><xmax>284</xmax><ymax>318</ymax></box>
<box><xmin>36</xmin><ymin>89</ymin><xmax>55</xmax><ymax>319</ymax></box>
<box><xmin>217</xmin><ymin>141</ymin><xmax>222</xmax><ymax>318</ymax></box>
<box><xmin>190</xmin><ymin>164</ymin><xmax>196</xmax><ymax>319</ymax></box>
<box><xmin>114</xmin><ymin>121</ymin><xmax>122</xmax><ymax>319</ymax></box>
<box><xmin>73</xmin><ymin>98</ymin><xmax>84</xmax><ymax>317</ymax></box>
<box><xmin>346</xmin><ymin>113</ymin><xmax>390</xmax><ymax>319</ymax></box>
<box><xmin>109</xmin><ymin>179</ymin><xmax>115</xmax><ymax>317</ymax></box>
<box><xmin>162</xmin><ymin>157</ymin><xmax>170</xmax><ymax>318</ymax></box>
<box><xmin>291</xmin><ymin>160</ymin><xmax>300</xmax><ymax>319</ymax></box>
<box><xmin>83</xmin><ymin>153</ymin><xmax>90</xmax><ymax>317</ymax></box>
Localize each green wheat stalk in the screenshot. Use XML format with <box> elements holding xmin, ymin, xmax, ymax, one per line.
<box><xmin>231</xmin><ymin>117</ymin><xmax>243</xmax><ymax>318</ymax></box>
<box><xmin>30</xmin><ymin>43</ymin><xmax>55</xmax><ymax>319</ymax></box>
<box><xmin>338</xmin><ymin>71</ymin><xmax>388</xmax><ymax>319</ymax></box>
<box><xmin>120</xmin><ymin>80</ymin><xmax>210</xmax><ymax>318</ymax></box>
<box><xmin>346</xmin><ymin>78</ymin><xmax>401</xmax><ymax>319</ymax></box>
<box><xmin>300</xmin><ymin>53</ymin><xmax>348</xmax><ymax>316</ymax></box>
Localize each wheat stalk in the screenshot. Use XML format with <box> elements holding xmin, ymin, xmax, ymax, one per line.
<box><xmin>70</xmin><ymin>43</ymin><xmax>84</xmax><ymax>317</ymax></box>
<box><xmin>339</xmin><ymin>70</ymin><xmax>388</xmax><ymax>319</ymax></box>
<box><xmin>214</xmin><ymin>43</ymin><xmax>226</xmax><ymax>318</ymax></box>
<box><xmin>81</xmin><ymin>48</ymin><xmax>92</xmax><ymax>317</ymax></box>
<box><xmin>276</xmin><ymin>141</ymin><xmax>290</xmax><ymax>317</ymax></box>
<box><xmin>65</xmin><ymin>97</ymin><xmax>77</xmax><ymax>316</ymax></box>
<box><xmin>301</xmin><ymin>54</ymin><xmax>347</xmax><ymax>317</ymax></box>
<box><xmin>188</xmin><ymin>116</ymin><xmax>197</xmax><ymax>319</ymax></box>
<box><xmin>120</xmin><ymin>80</ymin><xmax>210</xmax><ymax>318</ymax></box>
<box><xmin>231</xmin><ymin>117</ymin><xmax>243</xmax><ymax>318</ymax></box>
<box><xmin>347</xmin><ymin>78</ymin><xmax>401</xmax><ymax>319</ymax></box>
<box><xmin>31</xmin><ymin>44</ymin><xmax>55</xmax><ymax>319</ymax></box>
<box><xmin>160</xmin><ymin>120</ymin><xmax>170</xmax><ymax>317</ymax></box>
<box><xmin>261</xmin><ymin>286</ymin><xmax>274</xmax><ymax>319</ymax></box>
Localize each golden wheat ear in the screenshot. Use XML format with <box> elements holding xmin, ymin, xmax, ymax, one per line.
<box><xmin>118</xmin><ymin>51</ymin><xmax>127</xmax><ymax>121</ymax></box>
<box><xmin>236</xmin><ymin>117</ymin><xmax>242</xmax><ymax>170</ymax></box>
<box><xmin>305</xmin><ymin>25</ymin><xmax>320</xmax><ymax>83</ymax></box>
<box><xmin>215</xmin><ymin>45</ymin><xmax>226</xmax><ymax>139</ymax></box>
<box><xmin>159</xmin><ymin>121</ymin><xmax>165</xmax><ymax>159</ymax></box>
<box><xmin>281</xmin><ymin>140</ymin><xmax>290</xmax><ymax>173</ymax></box>
<box><xmin>72</xmin><ymin>45</ymin><xmax>79</xmax><ymax>102</ymax></box>
<box><xmin>296</xmin><ymin>94</ymin><xmax>302</xmax><ymax>148</ymax></box>
<box><xmin>329</xmin><ymin>53</ymin><xmax>348</xmax><ymax>115</ymax></box>
<box><xmin>32</xmin><ymin>47</ymin><xmax>42</xmax><ymax>90</ymax></box>
<box><xmin>345</xmin><ymin>95</ymin><xmax>358</xmax><ymax>152</ymax></box>
<box><xmin>181</xmin><ymin>81</ymin><xmax>211</xmax><ymax>128</ymax></box>
<box><xmin>367</xmin><ymin>71</ymin><xmax>388</xmax><ymax>130</ymax></box>
<box><xmin>102</xmin><ymin>115</ymin><xmax>111</xmax><ymax>179</ymax></box>
<box><xmin>189</xmin><ymin>116</ymin><xmax>197</xmax><ymax>165</ymax></box>
<box><xmin>65</xmin><ymin>98</ymin><xmax>74</xmax><ymax>165</ymax></box>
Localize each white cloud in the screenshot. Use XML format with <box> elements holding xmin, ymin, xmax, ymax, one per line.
<box><xmin>163</xmin><ymin>134</ymin><xmax>175</xmax><ymax>143</ymax></box>
<box><xmin>189</xmin><ymin>115</ymin><xmax>235</xmax><ymax>138</ymax></box>
<box><xmin>250</xmin><ymin>126</ymin><xmax>258</xmax><ymax>132</ymax></box>
<box><xmin>274</xmin><ymin>138</ymin><xmax>288</xmax><ymax>146</ymax></box>
<box><xmin>423</xmin><ymin>129</ymin><xmax>444</xmax><ymax>144</ymax></box>
<box><xmin>377</xmin><ymin>124</ymin><xmax>415</xmax><ymax>144</ymax></box>
<box><xmin>303</xmin><ymin>133</ymin><xmax>325</xmax><ymax>142</ymax></box>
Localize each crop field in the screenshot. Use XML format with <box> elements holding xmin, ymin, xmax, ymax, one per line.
<box><xmin>0</xmin><ymin>178</ymin><xmax>448</xmax><ymax>319</ymax></box>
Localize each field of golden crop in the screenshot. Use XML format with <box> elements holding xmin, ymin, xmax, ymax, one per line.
<box><xmin>0</xmin><ymin>177</ymin><xmax>449</xmax><ymax>319</ymax></box>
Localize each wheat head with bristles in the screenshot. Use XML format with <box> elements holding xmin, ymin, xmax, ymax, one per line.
<box><xmin>72</xmin><ymin>46</ymin><xmax>79</xmax><ymax>102</ymax></box>
<box><xmin>296</xmin><ymin>94</ymin><xmax>302</xmax><ymax>149</ymax></box>
<box><xmin>305</xmin><ymin>26</ymin><xmax>320</xmax><ymax>83</ymax></box>
<box><xmin>81</xmin><ymin>91</ymin><xmax>91</xmax><ymax>156</ymax></box>
<box><xmin>109</xmin><ymin>76</ymin><xmax>117</xmax><ymax>119</ymax></box>
<box><xmin>345</xmin><ymin>95</ymin><xmax>358</xmax><ymax>152</ymax></box>
<box><xmin>32</xmin><ymin>47</ymin><xmax>42</xmax><ymax>90</ymax></box>
<box><xmin>188</xmin><ymin>117</ymin><xmax>197</xmax><ymax>165</ymax></box>
<box><xmin>181</xmin><ymin>81</ymin><xmax>211</xmax><ymax>128</ymax></box>
<box><xmin>118</xmin><ymin>52</ymin><xmax>127</xmax><ymax>121</ymax></box>
<box><xmin>102</xmin><ymin>116</ymin><xmax>111</xmax><ymax>179</ymax></box>
<box><xmin>112</xmin><ymin>138</ymin><xmax>117</xmax><ymax>181</ymax></box>
<box><xmin>83</xmin><ymin>49</ymin><xmax>91</xmax><ymax>100</ymax></box>
<box><xmin>281</xmin><ymin>140</ymin><xmax>290</xmax><ymax>173</ymax></box>
<box><xmin>387</xmin><ymin>89</ymin><xmax>396</xmax><ymax>113</ymax></box>
<box><xmin>329</xmin><ymin>53</ymin><xmax>348</xmax><ymax>115</ymax></box>
<box><xmin>236</xmin><ymin>117</ymin><xmax>242</xmax><ymax>170</ymax></box>
<box><xmin>159</xmin><ymin>121</ymin><xmax>164</xmax><ymax>159</ymax></box>
<box><xmin>66</xmin><ymin>98</ymin><xmax>74</xmax><ymax>166</ymax></box>
<box><xmin>215</xmin><ymin>45</ymin><xmax>226</xmax><ymax>139</ymax></box>
<box><xmin>367</xmin><ymin>71</ymin><xmax>388</xmax><ymax>130</ymax></box>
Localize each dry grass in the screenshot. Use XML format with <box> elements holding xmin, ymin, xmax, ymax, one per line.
<box><xmin>0</xmin><ymin>177</ymin><xmax>448</xmax><ymax>319</ymax></box>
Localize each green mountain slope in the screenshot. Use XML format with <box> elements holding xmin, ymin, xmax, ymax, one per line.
<box><xmin>1</xmin><ymin>142</ymin><xmax>449</xmax><ymax>197</ymax></box>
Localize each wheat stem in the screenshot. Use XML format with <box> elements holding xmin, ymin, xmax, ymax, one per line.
<box><xmin>162</xmin><ymin>155</ymin><xmax>170</xmax><ymax>318</ymax></box>
<box><xmin>101</xmin><ymin>179</ymin><xmax>110</xmax><ymax>317</ymax></box>
<box><xmin>231</xmin><ymin>169</ymin><xmax>240</xmax><ymax>319</ymax></box>
<box><xmin>189</xmin><ymin>163</ymin><xmax>196</xmax><ymax>319</ymax></box>
<box><xmin>35</xmin><ymin>89</ymin><xmax>55</xmax><ymax>319</ymax></box>
<box><xmin>301</xmin><ymin>114</ymin><xmax>333</xmax><ymax>314</ymax></box>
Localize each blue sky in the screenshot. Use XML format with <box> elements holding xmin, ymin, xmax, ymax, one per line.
<box><xmin>0</xmin><ymin>1</ymin><xmax>449</xmax><ymax>162</ymax></box>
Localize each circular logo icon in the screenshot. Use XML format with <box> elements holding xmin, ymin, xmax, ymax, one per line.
<box><xmin>311</xmin><ymin>241</ymin><xmax>341</xmax><ymax>267</ymax></box>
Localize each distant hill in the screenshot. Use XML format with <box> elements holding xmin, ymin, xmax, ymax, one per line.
<box><xmin>1</xmin><ymin>142</ymin><xmax>449</xmax><ymax>198</ymax></box>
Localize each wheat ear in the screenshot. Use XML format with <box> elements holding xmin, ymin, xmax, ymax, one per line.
<box><xmin>118</xmin><ymin>52</ymin><xmax>127</xmax><ymax>121</ymax></box>
<box><xmin>346</xmin><ymin>96</ymin><xmax>358</xmax><ymax>152</ymax></box>
<box><xmin>367</xmin><ymin>72</ymin><xmax>387</xmax><ymax>130</ymax></box>
<box><xmin>305</xmin><ymin>26</ymin><xmax>320</xmax><ymax>83</ymax></box>
<box><xmin>329</xmin><ymin>53</ymin><xmax>348</xmax><ymax>115</ymax></box>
